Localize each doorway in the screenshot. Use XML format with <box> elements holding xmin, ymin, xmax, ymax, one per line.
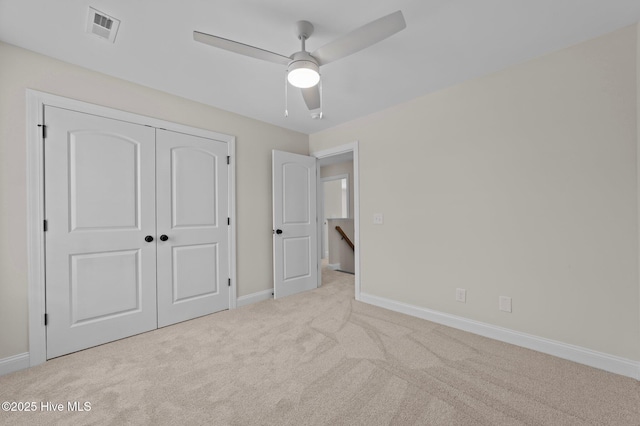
<box><xmin>312</xmin><ymin>142</ymin><xmax>361</xmax><ymax>300</ymax></box>
<box><xmin>320</xmin><ymin>170</ymin><xmax>353</xmax><ymax>274</ymax></box>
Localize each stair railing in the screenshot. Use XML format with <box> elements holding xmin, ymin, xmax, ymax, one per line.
<box><xmin>335</xmin><ymin>226</ymin><xmax>355</xmax><ymax>250</ymax></box>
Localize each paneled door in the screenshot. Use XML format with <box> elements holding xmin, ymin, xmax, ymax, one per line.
<box><xmin>44</xmin><ymin>106</ymin><xmax>157</xmax><ymax>359</ymax></box>
<box><xmin>44</xmin><ymin>107</ymin><xmax>231</xmax><ymax>358</ymax></box>
<box><xmin>156</xmin><ymin>130</ymin><xmax>229</xmax><ymax>327</ymax></box>
<box><xmin>272</xmin><ymin>150</ymin><xmax>318</xmax><ymax>298</ymax></box>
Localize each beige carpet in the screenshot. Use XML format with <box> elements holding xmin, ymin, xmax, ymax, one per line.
<box><xmin>1</xmin><ymin>267</ymin><xmax>639</xmax><ymax>425</ymax></box>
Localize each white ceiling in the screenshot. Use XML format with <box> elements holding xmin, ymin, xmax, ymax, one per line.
<box><xmin>1</xmin><ymin>1</ymin><xmax>640</xmax><ymax>135</ymax></box>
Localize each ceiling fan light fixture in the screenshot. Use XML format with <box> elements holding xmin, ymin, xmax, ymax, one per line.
<box><xmin>287</xmin><ymin>60</ymin><xmax>320</xmax><ymax>88</ymax></box>
<box><xmin>194</xmin><ymin>10</ymin><xmax>406</xmax><ymax>113</ymax></box>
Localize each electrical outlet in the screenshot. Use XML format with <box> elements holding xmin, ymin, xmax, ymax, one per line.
<box><xmin>499</xmin><ymin>296</ymin><xmax>512</xmax><ymax>313</ymax></box>
<box><xmin>456</xmin><ymin>288</ymin><xmax>466</xmax><ymax>303</ymax></box>
<box><xmin>373</xmin><ymin>213</ymin><xmax>384</xmax><ymax>225</ymax></box>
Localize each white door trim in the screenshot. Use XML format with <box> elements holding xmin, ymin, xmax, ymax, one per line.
<box><xmin>26</xmin><ymin>90</ymin><xmax>237</xmax><ymax>366</ymax></box>
<box><xmin>311</xmin><ymin>142</ymin><xmax>360</xmax><ymax>300</ymax></box>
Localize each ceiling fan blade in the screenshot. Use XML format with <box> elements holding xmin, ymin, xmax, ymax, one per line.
<box><xmin>301</xmin><ymin>86</ymin><xmax>321</xmax><ymax>110</ymax></box>
<box><xmin>193</xmin><ymin>31</ymin><xmax>291</xmax><ymax>66</ymax></box>
<box><xmin>312</xmin><ymin>10</ymin><xmax>406</xmax><ymax>66</ymax></box>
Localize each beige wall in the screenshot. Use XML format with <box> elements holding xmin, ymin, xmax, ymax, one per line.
<box><xmin>311</xmin><ymin>25</ymin><xmax>640</xmax><ymax>360</ymax></box>
<box><xmin>0</xmin><ymin>42</ymin><xmax>308</xmax><ymax>359</ymax></box>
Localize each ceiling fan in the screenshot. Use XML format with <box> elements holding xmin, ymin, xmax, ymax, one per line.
<box><xmin>193</xmin><ymin>11</ymin><xmax>406</xmax><ymax>114</ymax></box>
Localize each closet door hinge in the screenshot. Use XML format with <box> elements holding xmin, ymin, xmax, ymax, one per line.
<box><xmin>43</xmin><ymin>220</ymin><xmax>48</xmax><ymax>232</ymax></box>
<box><xmin>38</xmin><ymin>124</ymin><xmax>47</xmax><ymax>139</ymax></box>
<box><xmin>44</xmin><ymin>313</ymin><xmax>48</xmax><ymax>326</ymax></box>
<box><xmin>228</xmin><ymin>278</ymin><xmax>231</xmax><ymax>287</ymax></box>
<box><xmin>227</xmin><ymin>156</ymin><xmax>230</xmax><ymax>165</ymax></box>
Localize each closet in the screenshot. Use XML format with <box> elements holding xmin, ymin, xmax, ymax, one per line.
<box><xmin>44</xmin><ymin>105</ymin><xmax>230</xmax><ymax>358</ymax></box>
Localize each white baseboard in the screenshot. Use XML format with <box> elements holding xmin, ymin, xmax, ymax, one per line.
<box><xmin>360</xmin><ymin>292</ymin><xmax>640</xmax><ymax>381</ymax></box>
<box><xmin>0</xmin><ymin>352</ymin><xmax>30</xmax><ymax>376</ymax></box>
<box><xmin>327</xmin><ymin>263</ymin><xmax>340</xmax><ymax>270</ymax></box>
<box><xmin>237</xmin><ymin>289</ymin><xmax>273</xmax><ymax>308</ymax></box>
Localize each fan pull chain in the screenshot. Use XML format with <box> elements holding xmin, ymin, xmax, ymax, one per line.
<box><xmin>319</xmin><ymin>76</ymin><xmax>323</xmax><ymax>119</ymax></box>
<box><xmin>310</xmin><ymin>76</ymin><xmax>323</xmax><ymax>120</ymax></box>
<box><xmin>284</xmin><ymin>71</ymin><xmax>289</xmax><ymax>118</ymax></box>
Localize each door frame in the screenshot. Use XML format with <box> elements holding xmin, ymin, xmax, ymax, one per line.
<box><xmin>26</xmin><ymin>90</ymin><xmax>237</xmax><ymax>366</ymax></box>
<box><xmin>311</xmin><ymin>142</ymin><xmax>361</xmax><ymax>300</ymax></box>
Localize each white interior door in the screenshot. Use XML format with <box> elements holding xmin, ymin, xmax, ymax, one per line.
<box><xmin>44</xmin><ymin>106</ymin><xmax>157</xmax><ymax>359</ymax></box>
<box><xmin>272</xmin><ymin>150</ymin><xmax>318</xmax><ymax>298</ymax></box>
<box><xmin>156</xmin><ymin>130</ymin><xmax>229</xmax><ymax>327</ymax></box>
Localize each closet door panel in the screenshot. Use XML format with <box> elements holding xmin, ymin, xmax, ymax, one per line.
<box><xmin>44</xmin><ymin>106</ymin><xmax>157</xmax><ymax>359</ymax></box>
<box><xmin>156</xmin><ymin>129</ymin><xmax>229</xmax><ymax>327</ymax></box>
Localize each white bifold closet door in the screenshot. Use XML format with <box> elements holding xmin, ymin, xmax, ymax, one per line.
<box><xmin>44</xmin><ymin>106</ymin><xmax>229</xmax><ymax>359</ymax></box>
<box><xmin>156</xmin><ymin>129</ymin><xmax>229</xmax><ymax>327</ymax></box>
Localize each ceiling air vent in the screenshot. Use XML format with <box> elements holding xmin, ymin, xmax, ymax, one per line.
<box><xmin>86</xmin><ymin>7</ymin><xmax>120</xmax><ymax>43</ymax></box>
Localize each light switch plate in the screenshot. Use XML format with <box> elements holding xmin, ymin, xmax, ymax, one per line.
<box><xmin>373</xmin><ymin>213</ymin><xmax>384</xmax><ymax>224</ymax></box>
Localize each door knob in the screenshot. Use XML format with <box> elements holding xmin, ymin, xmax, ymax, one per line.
<box><xmin>159</xmin><ymin>234</ymin><xmax>169</xmax><ymax>241</ymax></box>
<box><xmin>275</xmin><ymin>229</ymin><xmax>283</xmax><ymax>235</ymax></box>
<box><xmin>144</xmin><ymin>235</ymin><xmax>154</xmax><ymax>242</ymax></box>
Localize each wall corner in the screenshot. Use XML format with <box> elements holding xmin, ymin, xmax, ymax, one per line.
<box><xmin>636</xmin><ymin>21</ymin><xmax>640</xmax><ymax>364</ymax></box>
